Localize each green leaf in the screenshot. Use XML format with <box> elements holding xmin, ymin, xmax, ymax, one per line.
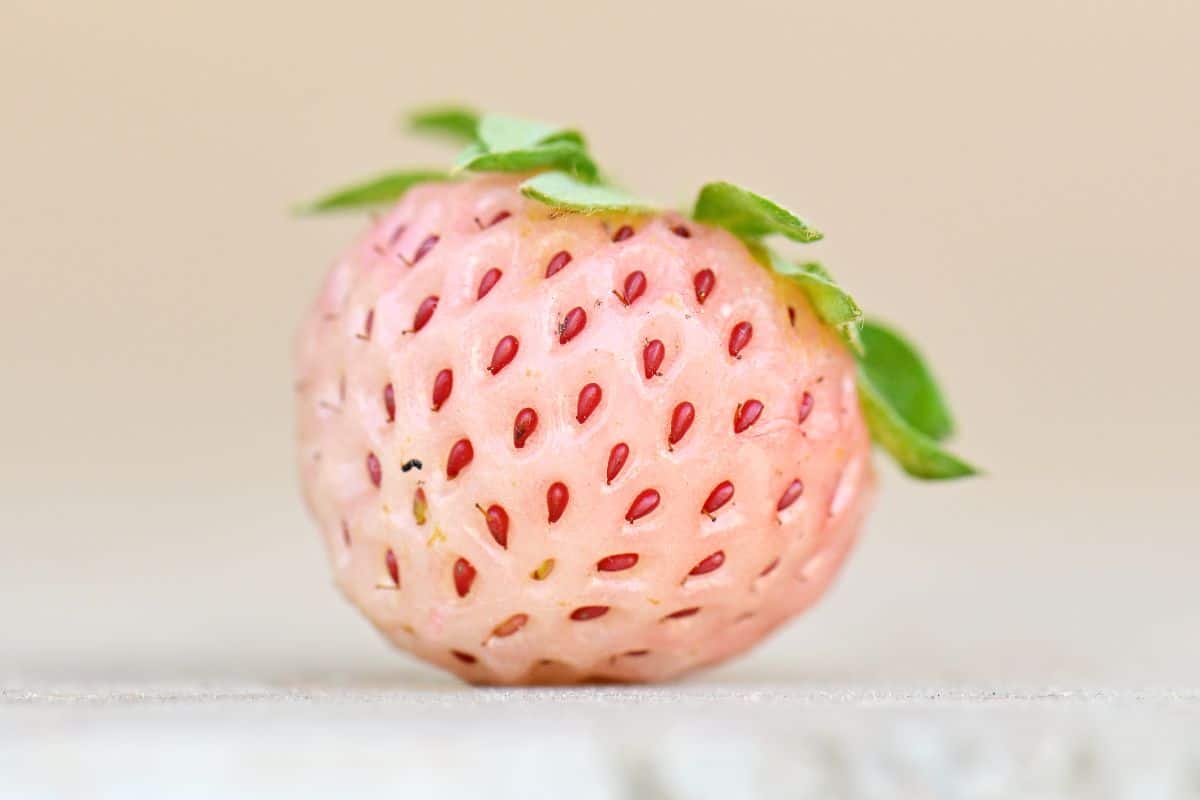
<box><xmin>859</xmin><ymin>320</ymin><xmax>955</xmax><ymax>441</ymax></box>
<box><xmin>520</xmin><ymin>171</ymin><xmax>655</xmax><ymax>214</ymax></box>
<box><xmin>455</xmin><ymin>140</ymin><xmax>599</xmax><ymax>181</ymax></box>
<box><xmin>693</xmin><ymin>181</ymin><xmax>823</xmax><ymax>243</ymax></box>
<box><xmin>476</xmin><ymin>114</ymin><xmax>584</xmax><ymax>152</ymax></box>
<box><xmin>298</xmin><ymin>169</ymin><xmax>448</xmax><ymax>213</ymax></box>
<box><xmin>408</xmin><ymin>106</ymin><xmax>479</xmax><ymax>143</ymax></box>
<box><xmin>758</xmin><ymin>248</ymin><xmax>863</xmax><ymax>352</ymax></box>
<box><xmin>857</xmin><ymin>369</ymin><xmax>977</xmax><ymax>480</ymax></box>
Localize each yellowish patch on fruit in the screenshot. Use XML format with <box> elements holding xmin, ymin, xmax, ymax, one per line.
<box><xmin>531</xmin><ymin>559</ymin><xmax>555</xmax><ymax>580</ymax></box>
<box><xmin>426</xmin><ymin>527</ymin><xmax>446</xmax><ymax>547</ymax></box>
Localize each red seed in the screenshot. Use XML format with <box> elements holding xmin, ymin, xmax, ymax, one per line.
<box><xmin>451</xmin><ymin>650</ymin><xmax>477</xmax><ymax>664</ymax></box>
<box><xmin>760</xmin><ymin>558</ymin><xmax>781</xmax><ymax>577</ymax></box>
<box><xmin>477</xmin><ymin>268</ymin><xmax>502</xmax><ymax>299</ymax></box>
<box><xmin>693</xmin><ymin>269</ymin><xmax>715</xmax><ymax>304</ymax></box>
<box><xmin>668</xmin><ymin>402</ymin><xmax>695</xmax><ymax>445</ymax></box>
<box><xmin>412</xmin><ymin>295</ymin><xmax>438</xmax><ymax>332</ymax></box>
<box><xmin>383</xmin><ymin>383</ymin><xmax>395</xmax><ymax>422</ymax></box>
<box><xmin>489</xmin><ymin>335</ymin><xmax>519</xmax><ymax>374</ymax></box>
<box><xmin>613</xmin><ymin>225</ymin><xmax>634</xmax><ymax>242</ymax></box>
<box><xmin>385</xmin><ymin>549</ymin><xmax>399</xmax><ymax>586</ymax></box>
<box><xmin>431</xmin><ymin>369</ymin><xmax>453</xmax><ymax>410</ymax></box>
<box><xmin>664</xmin><ymin>607</ymin><xmax>700</xmax><ymax>620</ymax></box>
<box><xmin>622</xmin><ymin>271</ymin><xmax>646</xmax><ymax>305</ymax></box>
<box><xmin>576</xmin><ymin>383</ymin><xmax>602</xmax><ymax>423</ymax></box>
<box><xmin>797</xmin><ymin>391</ymin><xmax>815</xmax><ymax>424</ymax></box>
<box><xmin>728</xmin><ymin>321</ymin><xmax>753</xmax><ymax>357</ymax></box>
<box><xmin>606</xmin><ymin>443</ymin><xmax>629</xmax><ymax>484</ymax></box>
<box><xmin>412</xmin><ymin>234</ymin><xmax>439</xmax><ymax>264</ymax></box>
<box><xmin>485</xmin><ymin>504</ymin><xmax>509</xmax><ymax>548</ymax></box>
<box><xmin>361</xmin><ymin>308</ymin><xmax>375</xmax><ymax>338</ymax></box>
<box><xmin>702</xmin><ymin>481</ymin><xmax>735</xmax><ymax>514</ymax></box>
<box><xmin>690</xmin><ymin>551</ymin><xmax>725</xmax><ymax>576</ymax></box>
<box><xmin>559</xmin><ymin>307</ymin><xmax>587</xmax><ymax>344</ymax></box>
<box><xmin>340</xmin><ymin>520</ymin><xmax>351</xmax><ymax>546</ymax></box>
<box><xmin>453</xmin><ymin>557</ymin><xmax>476</xmax><ymax>597</ymax></box>
<box><xmin>446</xmin><ymin>438</ymin><xmax>474</xmax><ymax>479</ymax></box>
<box><xmin>366</xmin><ymin>452</ymin><xmax>382</xmax><ymax>488</ymax></box>
<box><xmin>643</xmin><ymin>340</ymin><xmax>665</xmax><ymax>379</ymax></box>
<box><xmin>624</xmin><ymin>649</ymin><xmax>650</xmax><ymax>657</ymax></box>
<box><xmin>733</xmin><ymin>399</ymin><xmax>763</xmax><ymax>433</ymax></box>
<box><xmin>596</xmin><ymin>553</ymin><xmax>639</xmax><ymax>572</ymax></box>
<box><xmin>513</xmin><ymin>408</ymin><xmax>538</xmax><ymax>448</ymax></box>
<box><xmin>545</xmin><ymin>250</ymin><xmax>572</xmax><ymax>278</ymax></box>
<box><xmin>787</xmin><ymin>306</ymin><xmax>797</xmax><ymax>326</ymax></box>
<box><xmin>547</xmin><ymin>482</ymin><xmax>569</xmax><ymax>523</ymax></box>
<box><xmin>671</xmin><ymin>224</ymin><xmax>691</xmax><ymax>238</ymax></box>
<box><xmin>492</xmin><ymin>613</ymin><xmax>527</xmax><ymax>638</ymax></box>
<box><xmin>625</xmin><ymin>489</ymin><xmax>660</xmax><ymax>522</ymax></box>
<box><xmin>570</xmin><ymin>605</ymin><xmax>609</xmax><ymax>621</ymax></box>
<box><xmin>777</xmin><ymin>479</ymin><xmax>805</xmax><ymax>511</ymax></box>
<box><xmin>487</xmin><ymin>210</ymin><xmax>511</xmax><ymax>227</ymax></box>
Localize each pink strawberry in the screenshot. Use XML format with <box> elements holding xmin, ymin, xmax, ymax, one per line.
<box><xmin>296</xmin><ymin>108</ymin><xmax>973</xmax><ymax>684</ymax></box>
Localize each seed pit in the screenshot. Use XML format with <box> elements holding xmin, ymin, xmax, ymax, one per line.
<box><xmin>597</xmin><ymin>553</ymin><xmax>639</xmax><ymax>572</ymax></box>
<box><xmin>411</xmin><ymin>235</ymin><xmax>439</xmax><ymax>264</ymax></box>
<box><xmin>559</xmin><ymin>307</ymin><xmax>587</xmax><ymax>344</ymax></box>
<box><xmin>689</xmin><ymin>551</ymin><xmax>725</xmax><ymax>576</ymax></box>
<box><xmin>621</xmin><ymin>271</ymin><xmax>646</xmax><ymax>305</ymax></box>
<box><xmin>671</xmin><ymin>224</ymin><xmax>691</xmax><ymax>238</ymax></box>
<box><xmin>787</xmin><ymin>306</ymin><xmax>797</xmax><ymax>326</ymax></box>
<box><xmin>733</xmin><ymin>399</ymin><xmax>763</xmax><ymax>433</ymax></box>
<box><xmin>412</xmin><ymin>487</ymin><xmax>428</xmax><ymax>525</ymax></box>
<box><xmin>492</xmin><ymin>613</ymin><xmax>528</xmax><ymax>638</ymax></box>
<box><xmin>366</xmin><ymin>452</ymin><xmax>382</xmax><ymax>488</ymax></box>
<box><xmin>797</xmin><ymin>391</ymin><xmax>815</xmax><ymax>424</ymax></box>
<box><xmin>477</xmin><ymin>268</ymin><xmax>503</xmax><ymax>299</ymax></box>
<box><xmin>643</xmin><ymin>340</ymin><xmax>665</xmax><ymax>379</ymax></box>
<box><xmin>702</xmin><ymin>481</ymin><xmax>735</xmax><ymax>515</ymax></box>
<box><xmin>446</xmin><ymin>438</ymin><xmax>474</xmax><ymax>479</ymax></box>
<box><xmin>431</xmin><ymin>369</ymin><xmax>453</xmax><ymax>410</ymax></box>
<box><xmin>451</xmin><ymin>650</ymin><xmax>477</xmax><ymax>664</ymax></box>
<box><xmin>612</xmin><ymin>225</ymin><xmax>634</xmax><ymax>242</ymax></box>
<box><xmin>668</xmin><ymin>402</ymin><xmax>695</xmax><ymax>446</ymax></box>
<box><xmin>760</xmin><ymin>558</ymin><xmax>781</xmax><ymax>577</ymax></box>
<box><xmin>570</xmin><ymin>605</ymin><xmax>610</xmax><ymax>621</ymax></box>
<box><xmin>412</xmin><ymin>295</ymin><xmax>439</xmax><ymax>332</ymax></box>
<box><xmin>693</xmin><ymin>269</ymin><xmax>715</xmax><ymax>304</ymax></box>
<box><xmin>576</xmin><ymin>383</ymin><xmax>602</xmax><ymax>423</ymax></box>
<box><xmin>453</xmin><ymin>557</ymin><xmax>477</xmax><ymax>597</ymax></box>
<box><xmin>340</xmin><ymin>520</ymin><xmax>351</xmax><ymax>547</ymax></box>
<box><xmin>663</xmin><ymin>607</ymin><xmax>700</xmax><ymax>621</ymax></box>
<box><xmin>547</xmin><ymin>482</ymin><xmax>569</xmax><ymax>523</ymax></box>
<box><xmin>383</xmin><ymin>383</ymin><xmax>396</xmax><ymax>422</ymax></box>
<box><xmin>357</xmin><ymin>308</ymin><xmax>375</xmax><ymax>340</ymax></box>
<box><xmin>487</xmin><ymin>210</ymin><xmax>511</xmax><ymax>227</ymax></box>
<box><xmin>625</xmin><ymin>489</ymin><xmax>660</xmax><ymax>523</ymax></box>
<box><xmin>777</xmin><ymin>479</ymin><xmax>805</xmax><ymax>512</ymax></box>
<box><xmin>728</xmin><ymin>321</ymin><xmax>753</xmax><ymax>357</ymax></box>
<box><xmin>513</xmin><ymin>408</ymin><xmax>538</xmax><ymax>448</ymax></box>
<box><xmin>606</xmin><ymin>443</ymin><xmax>629</xmax><ymax>484</ymax></box>
<box><xmin>623</xmin><ymin>649</ymin><xmax>650</xmax><ymax>657</ymax></box>
<box><xmin>489</xmin><ymin>335</ymin><xmax>519</xmax><ymax>374</ymax></box>
<box><xmin>545</xmin><ymin>250</ymin><xmax>572</xmax><ymax>278</ymax></box>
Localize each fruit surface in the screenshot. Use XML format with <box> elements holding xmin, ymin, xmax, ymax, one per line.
<box><xmin>296</xmin><ymin>174</ymin><xmax>875</xmax><ymax>684</ymax></box>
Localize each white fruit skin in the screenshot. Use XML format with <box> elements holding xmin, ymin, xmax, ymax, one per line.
<box><xmin>296</xmin><ymin>175</ymin><xmax>875</xmax><ymax>685</ymax></box>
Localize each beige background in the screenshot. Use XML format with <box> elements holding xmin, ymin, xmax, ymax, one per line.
<box><xmin>2</xmin><ymin>0</ymin><xmax>1198</xmax><ymax>687</ymax></box>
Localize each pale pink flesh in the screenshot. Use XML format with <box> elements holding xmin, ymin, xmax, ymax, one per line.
<box><xmin>295</xmin><ymin>175</ymin><xmax>874</xmax><ymax>685</ymax></box>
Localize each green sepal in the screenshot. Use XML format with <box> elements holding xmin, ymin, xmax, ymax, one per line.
<box><xmin>857</xmin><ymin>369</ymin><xmax>977</xmax><ymax>480</ymax></box>
<box><xmin>858</xmin><ymin>320</ymin><xmax>955</xmax><ymax>441</ymax></box>
<box><xmin>519</xmin><ymin>171</ymin><xmax>655</xmax><ymax>214</ymax></box>
<box><xmin>456</xmin><ymin>139</ymin><xmax>599</xmax><ymax>181</ymax></box>
<box><xmin>407</xmin><ymin>106</ymin><xmax>480</xmax><ymax>143</ymax></box>
<box><xmin>693</xmin><ymin>181</ymin><xmax>823</xmax><ymax>243</ymax></box>
<box><xmin>297</xmin><ymin>169</ymin><xmax>449</xmax><ymax>213</ymax></box>
<box><xmin>756</xmin><ymin>247</ymin><xmax>863</xmax><ymax>353</ymax></box>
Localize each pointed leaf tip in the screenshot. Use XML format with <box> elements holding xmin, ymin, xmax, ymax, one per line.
<box><xmin>693</xmin><ymin>181</ymin><xmax>823</xmax><ymax>243</ymax></box>
<box><xmin>407</xmin><ymin>106</ymin><xmax>480</xmax><ymax>143</ymax></box>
